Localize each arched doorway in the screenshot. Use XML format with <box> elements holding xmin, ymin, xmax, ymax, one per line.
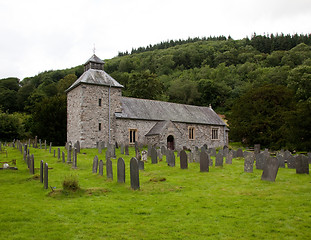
<box><xmin>167</xmin><ymin>135</ymin><xmax>175</xmax><ymax>150</ymax></box>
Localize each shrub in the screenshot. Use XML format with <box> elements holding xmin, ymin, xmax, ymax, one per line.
<box><xmin>62</xmin><ymin>175</ymin><xmax>80</xmax><ymax>192</ymax></box>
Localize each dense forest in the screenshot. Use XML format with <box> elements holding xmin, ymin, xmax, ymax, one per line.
<box><xmin>0</xmin><ymin>33</ymin><xmax>310</xmax><ymax>150</ymax></box>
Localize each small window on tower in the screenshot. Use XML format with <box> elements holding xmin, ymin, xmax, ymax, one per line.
<box><xmin>99</xmin><ymin>98</ymin><xmax>102</xmax><ymax>106</ymax></box>
<box><xmin>99</xmin><ymin>123</ymin><xmax>101</xmax><ymax>131</ymax></box>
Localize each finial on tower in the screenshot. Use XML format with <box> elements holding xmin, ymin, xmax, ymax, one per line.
<box><xmin>93</xmin><ymin>43</ymin><xmax>96</xmax><ymax>55</ymax></box>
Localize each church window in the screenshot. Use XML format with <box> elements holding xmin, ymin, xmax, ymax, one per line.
<box><xmin>99</xmin><ymin>98</ymin><xmax>102</xmax><ymax>106</ymax></box>
<box><xmin>188</xmin><ymin>126</ymin><xmax>195</xmax><ymax>140</ymax></box>
<box><xmin>129</xmin><ymin>129</ymin><xmax>137</xmax><ymax>144</ymax></box>
<box><xmin>99</xmin><ymin>123</ymin><xmax>101</xmax><ymax>131</ymax></box>
<box><xmin>212</xmin><ymin>128</ymin><xmax>219</xmax><ymax>140</ymax></box>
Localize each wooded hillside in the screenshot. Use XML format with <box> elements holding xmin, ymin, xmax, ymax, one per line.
<box><xmin>1</xmin><ymin>34</ymin><xmax>310</xmax><ymax>150</ymax></box>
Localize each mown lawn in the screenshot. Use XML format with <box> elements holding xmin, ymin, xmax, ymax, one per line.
<box><xmin>0</xmin><ymin>145</ymin><xmax>310</xmax><ymax>240</ymax></box>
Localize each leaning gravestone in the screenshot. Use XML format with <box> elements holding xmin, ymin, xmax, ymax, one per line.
<box><xmin>244</xmin><ymin>153</ymin><xmax>254</xmax><ymax>173</ymax></box>
<box><xmin>151</xmin><ymin>147</ymin><xmax>157</xmax><ymax>164</ymax></box>
<box><xmin>180</xmin><ymin>150</ymin><xmax>188</xmax><ymax>169</ymax></box>
<box><xmin>130</xmin><ymin>157</ymin><xmax>140</xmax><ymax>190</ymax></box>
<box><xmin>98</xmin><ymin>160</ymin><xmax>103</xmax><ymax>176</ymax></box>
<box><xmin>215</xmin><ymin>152</ymin><xmax>223</xmax><ymax>166</ymax></box>
<box><xmin>226</xmin><ymin>151</ymin><xmax>233</xmax><ymax>164</ymax></box>
<box><xmin>167</xmin><ymin>150</ymin><xmax>175</xmax><ymax>167</ymax></box>
<box><xmin>92</xmin><ymin>156</ymin><xmax>99</xmax><ymax>173</ymax></box>
<box><xmin>106</xmin><ymin>159</ymin><xmax>113</xmax><ymax>180</ymax></box>
<box><xmin>295</xmin><ymin>155</ymin><xmax>309</xmax><ymax>174</ymax></box>
<box><xmin>125</xmin><ymin>145</ymin><xmax>129</xmax><ymax>155</ymax></box>
<box><xmin>200</xmin><ymin>150</ymin><xmax>209</xmax><ymax>172</ymax></box>
<box><xmin>261</xmin><ymin>157</ymin><xmax>279</xmax><ymax>181</ymax></box>
<box><xmin>44</xmin><ymin>163</ymin><xmax>48</xmax><ymax>189</ymax></box>
<box><xmin>40</xmin><ymin>160</ymin><xmax>44</xmax><ymax>183</ymax></box>
<box><xmin>117</xmin><ymin>158</ymin><xmax>125</xmax><ymax>183</ymax></box>
<box><xmin>276</xmin><ymin>154</ymin><xmax>285</xmax><ymax>168</ymax></box>
<box><xmin>287</xmin><ymin>155</ymin><xmax>295</xmax><ymax>169</ymax></box>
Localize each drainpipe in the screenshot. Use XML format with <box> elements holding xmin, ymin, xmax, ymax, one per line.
<box><xmin>108</xmin><ymin>84</ymin><xmax>111</xmax><ymax>144</ymax></box>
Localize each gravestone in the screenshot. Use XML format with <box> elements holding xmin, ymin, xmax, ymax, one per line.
<box><xmin>141</xmin><ymin>150</ymin><xmax>148</xmax><ymax>162</ymax></box>
<box><xmin>167</xmin><ymin>150</ymin><xmax>175</xmax><ymax>167</ymax></box>
<box><xmin>106</xmin><ymin>159</ymin><xmax>113</xmax><ymax>180</ymax></box>
<box><xmin>135</xmin><ymin>149</ymin><xmax>141</xmax><ymax>161</ymax></box>
<box><xmin>62</xmin><ymin>151</ymin><xmax>65</xmax><ymax>163</ymax></box>
<box><xmin>255</xmin><ymin>152</ymin><xmax>265</xmax><ymax>170</ymax></box>
<box><xmin>98</xmin><ymin>160</ymin><xmax>103</xmax><ymax>176</ymax></box>
<box><xmin>151</xmin><ymin>147</ymin><xmax>157</xmax><ymax>164</ymax></box>
<box><xmin>284</xmin><ymin>150</ymin><xmax>292</xmax><ymax>161</ymax></box>
<box><xmin>23</xmin><ymin>150</ymin><xmax>26</xmax><ymax>162</ymax></box>
<box><xmin>147</xmin><ymin>145</ymin><xmax>152</xmax><ymax>157</ymax></box>
<box><xmin>120</xmin><ymin>144</ymin><xmax>124</xmax><ymax>155</ymax></box>
<box><xmin>57</xmin><ymin>148</ymin><xmax>60</xmax><ymax>160</ymax></box>
<box><xmin>49</xmin><ymin>142</ymin><xmax>52</xmax><ymax>153</ymax></box>
<box><xmin>98</xmin><ymin>141</ymin><xmax>102</xmax><ymax>154</ymax></box>
<box><xmin>261</xmin><ymin>157</ymin><xmax>279</xmax><ymax>182</ymax></box>
<box><xmin>223</xmin><ymin>147</ymin><xmax>229</xmax><ymax>158</ymax></box>
<box><xmin>276</xmin><ymin>154</ymin><xmax>285</xmax><ymax>168</ymax></box>
<box><xmin>237</xmin><ymin>148</ymin><xmax>244</xmax><ymax>158</ymax></box>
<box><xmin>287</xmin><ymin>155</ymin><xmax>295</xmax><ymax>169</ymax></box>
<box><xmin>226</xmin><ymin>151</ymin><xmax>233</xmax><ymax>164</ymax></box>
<box><xmin>67</xmin><ymin>145</ymin><xmax>72</xmax><ymax>163</ymax></box>
<box><xmin>27</xmin><ymin>154</ymin><xmax>30</xmax><ymax>168</ymax></box>
<box><xmin>157</xmin><ymin>149</ymin><xmax>163</xmax><ymax>161</ymax></box>
<box><xmin>53</xmin><ymin>149</ymin><xmax>56</xmax><ymax>158</ymax></box>
<box><xmin>209</xmin><ymin>154</ymin><xmax>213</xmax><ymax>166</ymax></box>
<box><xmin>35</xmin><ymin>136</ymin><xmax>38</xmax><ymax>148</ymax></box>
<box><xmin>180</xmin><ymin>150</ymin><xmax>188</xmax><ymax>169</ymax></box>
<box><xmin>232</xmin><ymin>150</ymin><xmax>238</xmax><ymax>158</ymax></box>
<box><xmin>117</xmin><ymin>158</ymin><xmax>125</xmax><ymax>183</ymax></box>
<box><xmin>200</xmin><ymin>150</ymin><xmax>209</xmax><ymax>172</ymax></box>
<box><xmin>72</xmin><ymin>147</ymin><xmax>77</xmax><ymax>168</ymax></box>
<box><xmin>44</xmin><ymin>140</ymin><xmax>47</xmax><ymax>150</ymax></box>
<box><xmin>138</xmin><ymin>159</ymin><xmax>144</xmax><ymax>170</ymax></box>
<box><xmin>209</xmin><ymin>148</ymin><xmax>216</xmax><ymax>157</ymax></box>
<box><xmin>76</xmin><ymin>141</ymin><xmax>80</xmax><ymax>153</ymax></box>
<box><xmin>39</xmin><ymin>139</ymin><xmax>42</xmax><ymax>149</ymax></box>
<box><xmin>92</xmin><ymin>156</ymin><xmax>99</xmax><ymax>173</ymax></box>
<box><xmin>29</xmin><ymin>154</ymin><xmax>34</xmax><ymax>175</ymax></box>
<box><xmin>254</xmin><ymin>144</ymin><xmax>260</xmax><ymax>154</ymax></box>
<box><xmin>125</xmin><ymin>145</ymin><xmax>129</xmax><ymax>155</ymax></box>
<box><xmin>40</xmin><ymin>160</ymin><xmax>43</xmax><ymax>183</ymax></box>
<box><xmin>44</xmin><ymin>163</ymin><xmax>48</xmax><ymax>189</ymax></box>
<box><xmin>295</xmin><ymin>155</ymin><xmax>309</xmax><ymax>174</ymax></box>
<box><xmin>161</xmin><ymin>146</ymin><xmax>166</xmax><ymax>156</ymax></box>
<box><xmin>130</xmin><ymin>157</ymin><xmax>140</xmax><ymax>190</ymax></box>
<box><xmin>194</xmin><ymin>149</ymin><xmax>200</xmax><ymax>163</ymax></box>
<box><xmin>215</xmin><ymin>152</ymin><xmax>223</xmax><ymax>166</ymax></box>
<box><xmin>244</xmin><ymin>153</ymin><xmax>254</xmax><ymax>173</ymax></box>
<box><xmin>187</xmin><ymin>152</ymin><xmax>193</xmax><ymax>163</ymax></box>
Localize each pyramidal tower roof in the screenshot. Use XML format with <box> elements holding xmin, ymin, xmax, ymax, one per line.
<box><xmin>66</xmin><ymin>54</ymin><xmax>123</xmax><ymax>92</ymax></box>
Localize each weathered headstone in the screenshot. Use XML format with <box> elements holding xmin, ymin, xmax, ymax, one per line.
<box><xmin>151</xmin><ymin>147</ymin><xmax>157</xmax><ymax>164</ymax></box>
<box><xmin>194</xmin><ymin>149</ymin><xmax>200</xmax><ymax>163</ymax></box>
<box><xmin>223</xmin><ymin>147</ymin><xmax>229</xmax><ymax>158</ymax></box>
<box><xmin>125</xmin><ymin>145</ymin><xmax>129</xmax><ymax>155</ymax></box>
<box><xmin>44</xmin><ymin>163</ymin><xmax>48</xmax><ymax>189</ymax></box>
<box><xmin>138</xmin><ymin>159</ymin><xmax>144</xmax><ymax>170</ymax></box>
<box><xmin>72</xmin><ymin>148</ymin><xmax>77</xmax><ymax>168</ymax></box>
<box><xmin>244</xmin><ymin>153</ymin><xmax>254</xmax><ymax>173</ymax></box>
<box><xmin>287</xmin><ymin>155</ymin><xmax>295</xmax><ymax>169</ymax></box>
<box><xmin>226</xmin><ymin>151</ymin><xmax>233</xmax><ymax>164</ymax></box>
<box><xmin>255</xmin><ymin>152</ymin><xmax>266</xmax><ymax>170</ymax></box>
<box><xmin>40</xmin><ymin>160</ymin><xmax>43</xmax><ymax>183</ymax></box>
<box><xmin>49</xmin><ymin>142</ymin><xmax>52</xmax><ymax>153</ymax></box>
<box><xmin>106</xmin><ymin>159</ymin><xmax>113</xmax><ymax>180</ymax></box>
<box><xmin>161</xmin><ymin>146</ymin><xmax>166</xmax><ymax>155</ymax></box>
<box><xmin>147</xmin><ymin>145</ymin><xmax>152</xmax><ymax>157</ymax></box>
<box><xmin>98</xmin><ymin>141</ymin><xmax>102</xmax><ymax>154</ymax></box>
<box><xmin>67</xmin><ymin>144</ymin><xmax>72</xmax><ymax>163</ymax></box>
<box><xmin>187</xmin><ymin>152</ymin><xmax>193</xmax><ymax>163</ymax></box>
<box><xmin>276</xmin><ymin>154</ymin><xmax>285</xmax><ymax>168</ymax></box>
<box><xmin>141</xmin><ymin>150</ymin><xmax>148</xmax><ymax>162</ymax></box>
<box><xmin>180</xmin><ymin>150</ymin><xmax>188</xmax><ymax>169</ymax></box>
<box><xmin>53</xmin><ymin>149</ymin><xmax>56</xmax><ymax>158</ymax></box>
<box><xmin>295</xmin><ymin>155</ymin><xmax>309</xmax><ymax>174</ymax></box>
<box><xmin>200</xmin><ymin>150</ymin><xmax>209</xmax><ymax>172</ymax></box>
<box><xmin>167</xmin><ymin>150</ymin><xmax>175</xmax><ymax>167</ymax></box>
<box><xmin>76</xmin><ymin>141</ymin><xmax>80</xmax><ymax>153</ymax></box>
<box><xmin>254</xmin><ymin>144</ymin><xmax>260</xmax><ymax>154</ymax></box>
<box><xmin>215</xmin><ymin>152</ymin><xmax>223</xmax><ymax>166</ymax></box>
<box><xmin>62</xmin><ymin>151</ymin><xmax>65</xmax><ymax>163</ymax></box>
<box><xmin>237</xmin><ymin>148</ymin><xmax>244</xmax><ymax>158</ymax></box>
<box><xmin>157</xmin><ymin>149</ymin><xmax>163</xmax><ymax>161</ymax></box>
<box><xmin>98</xmin><ymin>160</ymin><xmax>103</xmax><ymax>176</ymax></box>
<box><xmin>130</xmin><ymin>157</ymin><xmax>140</xmax><ymax>190</ymax></box>
<box><xmin>57</xmin><ymin>148</ymin><xmax>60</xmax><ymax>160</ymax></box>
<box><xmin>29</xmin><ymin>154</ymin><xmax>34</xmax><ymax>174</ymax></box>
<box><xmin>92</xmin><ymin>155</ymin><xmax>99</xmax><ymax>173</ymax></box>
<box><xmin>261</xmin><ymin>157</ymin><xmax>279</xmax><ymax>182</ymax></box>
<box><xmin>117</xmin><ymin>158</ymin><xmax>125</xmax><ymax>183</ymax></box>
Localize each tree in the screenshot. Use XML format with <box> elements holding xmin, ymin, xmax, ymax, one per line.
<box><xmin>228</xmin><ymin>84</ymin><xmax>295</xmax><ymax>149</ymax></box>
<box><xmin>0</xmin><ymin>111</ymin><xmax>28</xmax><ymax>141</ymax></box>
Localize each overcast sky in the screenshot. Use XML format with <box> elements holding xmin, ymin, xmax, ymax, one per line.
<box><xmin>0</xmin><ymin>0</ymin><xmax>310</xmax><ymax>80</ymax></box>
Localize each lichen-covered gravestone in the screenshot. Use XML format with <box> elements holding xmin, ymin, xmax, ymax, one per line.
<box><xmin>180</xmin><ymin>150</ymin><xmax>188</xmax><ymax>169</ymax></box>
<box><xmin>261</xmin><ymin>157</ymin><xmax>279</xmax><ymax>182</ymax></box>
<box><xmin>244</xmin><ymin>153</ymin><xmax>254</xmax><ymax>173</ymax></box>
<box><xmin>276</xmin><ymin>154</ymin><xmax>285</xmax><ymax>168</ymax></box>
<box><xmin>117</xmin><ymin>158</ymin><xmax>125</xmax><ymax>183</ymax></box>
<box><xmin>237</xmin><ymin>148</ymin><xmax>244</xmax><ymax>158</ymax></box>
<box><xmin>254</xmin><ymin>144</ymin><xmax>260</xmax><ymax>154</ymax></box>
<box><xmin>92</xmin><ymin>156</ymin><xmax>99</xmax><ymax>173</ymax></box>
<box><xmin>151</xmin><ymin>147</ymin><xmax>157</xmax><ymax>164</ymax></box>
<box><xmin>295</xmin><ymin>155</ymin><xmax>309</xmax><ymax>174</ymax></box>
<box><xmin>287</xmin><ymin>155</ymin><xmax>295</xmax><ymax>169</ymax></box>
<box><xmin>226</xmin><ymin>151</ymin><xmax>233</xmax><ymax>164</ymax></box>
<box><xmin>200</xmin><ymin>150</ymin><xmax>209</xmax><ymax>172</ymax></box>
<box><xmin>98</xmin><ymin>160</ymin><xmax>103</xmax><ymax>176</ymax></box>
<box><xmin>215</xmin><ymin>152</ymin><xmax>223</xmax><ymax>166</ymax></box>
<box><xmin>255</xmin><ymin>152</ymin><xmax>265</xmax><ymax>170</ymax></box>
<box><xmin>167</xmin><ymin>150</ymin><xmax>175</xmax><ymax>167</ymax></box>
<box><xmin>130</xmin><ymin>157</ymin><xmax>140</xmax><ymax>190</ymax></box>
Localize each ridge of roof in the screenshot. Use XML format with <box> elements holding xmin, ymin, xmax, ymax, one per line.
<box><xmin>84</xmin><ymin>54</ymin><xmax>105</xmax><ymax>65</ymax></box>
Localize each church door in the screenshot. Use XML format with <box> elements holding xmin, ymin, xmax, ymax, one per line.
<box><xmin>167</xmin><ymin>135</ymin><xmax>175</xmax><ymax>150</ymax></box>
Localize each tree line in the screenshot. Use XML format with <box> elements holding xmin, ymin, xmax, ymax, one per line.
<box><xmin>0</xmin><ymin>34</ymin><xmax>310</xmax><ymax>150</ymax></box>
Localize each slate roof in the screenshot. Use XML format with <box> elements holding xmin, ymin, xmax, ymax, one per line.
<box><xmin>85</xmin><ymin>54</ymin><xmax>105</xmax><ymax>64</ymax></box>
<box><xmin>145</xmin><ymin>121</ymin><xmax>171</xmax><ymax>136</ymax></box>
<box><xmin>115</xmin><ymin>97</ymin><xmax>226</xmax><ymax>126</ymax></box>
<box><xmin>66</xmin><ymin>69</ymin><xmax>124</xmax><ymax>92</ymax></box>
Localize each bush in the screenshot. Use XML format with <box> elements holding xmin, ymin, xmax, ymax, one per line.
<box><xmin>62</xmin><ymin>175</ymin><xmax>80</xmax><ymax>192</ymax></box>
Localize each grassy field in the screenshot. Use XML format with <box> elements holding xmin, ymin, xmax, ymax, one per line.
<box><xmin>0</xmin><ymin>145</ymin><xmax>310</xmax><ymax>240</ymax></box>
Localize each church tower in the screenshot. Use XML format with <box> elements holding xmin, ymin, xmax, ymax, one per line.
<box><xmin>66</xmin><ymin>54</ymin><xmax>123</xmax><ymax>148</ymax></box>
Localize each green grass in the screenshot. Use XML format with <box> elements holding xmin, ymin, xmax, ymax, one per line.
<box><xmin>0</xmin><ymin>145</ymin><xmax>310</xmax><ymax>240</ymax></box>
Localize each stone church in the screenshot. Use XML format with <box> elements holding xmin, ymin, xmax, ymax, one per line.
<box><xmin>66</xmin><ymin>54</ymin><xmax>228</xmax><ymax>150</ymax></box>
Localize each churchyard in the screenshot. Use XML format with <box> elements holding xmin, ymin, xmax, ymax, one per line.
<box><xmin>0</xmin><ymin>141</ymin><xmax>310</xmax><ymax>239</ymax></box>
